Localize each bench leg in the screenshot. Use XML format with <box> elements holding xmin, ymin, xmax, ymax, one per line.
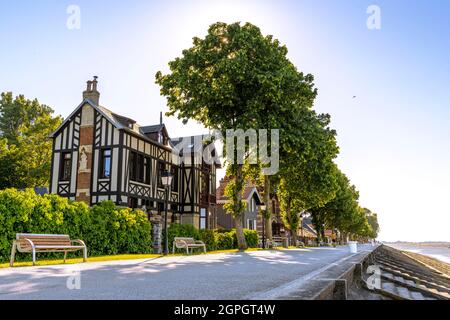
<box><xmin>10</xmin><ymin>241</ymin><xmax>17</xmax><ymax>267</ymax></box>
<box><xmin>64</xmin><ymin>252</ymin><xmax>68</xmax><ymax>263</ymax></box>
<box><xmin>203</xmin><ymin>246</ymin><xmax>206</xmax><ymax>254</ymax></box>
<box><xmin>83</xmin><ymin>247</ymin><xmax>87</xmax><ymax>262</ymax></box>
<box><xmin>186</xmin><ymin>247</ymin><xmax>189</xmax><ymax>255</ymax></box>
<box><xmin>32</xmin><ymin>249</ymin><xmax>36</xmax><ymax>266</ymax></box>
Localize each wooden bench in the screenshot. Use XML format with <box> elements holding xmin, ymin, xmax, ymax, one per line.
<box><xmin>172</xmin><ymin>237</ymin><xmax>206</xmax><ymax>254</ymax></box>
<box><xmin>10</xmin><ymin>234</ymin><xmax>87</xmax><ymax>267</ymax></box>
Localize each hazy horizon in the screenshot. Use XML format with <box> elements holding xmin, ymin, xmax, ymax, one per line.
<box><xmin>1</xmin><ymin>0</ymin><xmax>449</xmax><ymax>242</ymax></box>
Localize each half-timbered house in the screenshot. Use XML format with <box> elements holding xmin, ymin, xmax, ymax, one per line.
<box><xmin>49</xmin><ymin>77</ymin><xmax>219</xmax><ymax>229</ymax></box>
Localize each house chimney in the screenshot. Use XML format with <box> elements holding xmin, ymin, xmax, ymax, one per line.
<box><xmin>160</xmin><ymin>111</ymin><xmax>163</xmax><ymax>125</ymax></box>
<box><xmin>82</xmin><ymin>76</ymin><xmax>100</xmax><ymax>105</ymax></box>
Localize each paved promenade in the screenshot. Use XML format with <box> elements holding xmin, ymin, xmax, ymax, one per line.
<box><xmin>0</xmin><ymin>244</ymin><xmax>376</xmax><ymax>300</ymax></box>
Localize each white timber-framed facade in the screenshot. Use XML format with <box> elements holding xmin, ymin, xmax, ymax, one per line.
<box><xmin>49</xmin><ymin>77</ymin><xmax>219</xmax><ymax>229</ymax></box>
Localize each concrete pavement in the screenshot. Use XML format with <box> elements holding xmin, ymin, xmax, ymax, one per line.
<box><xmin>0</xmin><ymin>244</ymin><xmax>376</xmax><ymax>300</ymax></box>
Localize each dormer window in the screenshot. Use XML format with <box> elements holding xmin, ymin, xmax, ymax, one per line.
<box><xmin>128</xmin><ymin>123</ymin><xmax>134</xmax><ymax>130</ymax></box>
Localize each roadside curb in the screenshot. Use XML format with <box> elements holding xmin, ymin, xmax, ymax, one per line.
<box><xmin>247</xmin><ymin>245</ymin><xmax>380</xmax><ymax>300</ymax></box>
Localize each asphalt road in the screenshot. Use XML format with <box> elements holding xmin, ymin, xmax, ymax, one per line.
<box><xmin>0</xmin><ymin>244</ymin><xmax>376</xmax><ymax>300</ymax></box>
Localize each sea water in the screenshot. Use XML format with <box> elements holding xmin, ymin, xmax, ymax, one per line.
<box><xmin>387</xmin><ymin>243</ymin><xmax>450</xmax><ymax>264</ymax></box>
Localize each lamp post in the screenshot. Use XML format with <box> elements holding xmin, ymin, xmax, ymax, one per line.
<box><xmin>260</xmin><ymin>205</ymin><xmax>267</xmax><ymax>249</ymax></box>
<box><xmin>161</xmin><ymin>170</ymin><xmax>173</xmax><ymax>255</ymax></box>
<box><xmin>300</xmin><ymin>212</ymin><xmax>305</xmax><ymax>241</ymax></box>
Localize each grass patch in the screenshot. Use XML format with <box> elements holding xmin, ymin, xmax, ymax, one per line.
<box><xmin>1</xmin><ymin>253</ymin><xmax>162</xmax><ymax>268</ymax></box>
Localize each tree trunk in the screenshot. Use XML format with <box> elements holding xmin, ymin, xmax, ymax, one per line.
<box><xmin>291</xmin><ymin>229</ymin><xmax>298</xmax><ymax>247</ymax></box>
<box><xmin>234</xmin><ymin>165</ymin><xmax>247</xmax><ymax>251</ymax></box>
<box><xmin>264</xmin><ymin>176</ymin><xmax>273</xmax><ymax>241</ymax></box>
<box><xmin>315</xmin><ymin>224</ymin><xmax>322</xmax><ymax>243</ymax></box>
<box><xmin>234</xmin><ymin>216</ymin><xmax>247</xmax><ymax>251</ymax></box>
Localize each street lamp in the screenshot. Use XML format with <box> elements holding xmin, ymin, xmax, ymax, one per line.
<box><xmin>161</xmin><ymin>170</ymin><xmax>173</xmax><ymax>255</ymax></box>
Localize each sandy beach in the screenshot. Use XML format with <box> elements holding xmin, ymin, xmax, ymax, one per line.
<box><xmin>386</xmin><ymin>243</ymin><xmax>450</xmax><ymax>277</ymax></box>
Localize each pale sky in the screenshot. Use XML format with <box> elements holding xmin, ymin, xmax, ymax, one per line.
<box><xmin>0</xmin><ymin>0</ymin><xmax>449</xmax><ymax>242</ymax></box>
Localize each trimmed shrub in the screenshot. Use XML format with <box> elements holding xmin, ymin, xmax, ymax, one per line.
<box><xmin>243</xmin><ymin>229</ymin><xmax>259</xmax><ymax>248</ymax></box>
<box><xmin>215</xmin><ymin>228</ymin><xmax>232</xmax><ymax>233</ymax></box>
<box><xmin>215</xmin><ymin>231</ymin><xmax>235</xmax><ymax>250</ymax></box>
<box><xmin>229</xmin><ymin>229</ymin><xmax>259</xmax><ymax>249</ymax></box>
<box><xmin>86</xmin><ymin>201</ymin><xmax>152</xmax><ymax>256</ymax></box>
<box><xmin>0</xmin><ymin>189</ymin><xmax>152</xmax><ymax>263</ymax></box>
<box><xmin>198</xmin><ymin>229</ymin><xmax>217</xmax><ymax>251</ymax></box>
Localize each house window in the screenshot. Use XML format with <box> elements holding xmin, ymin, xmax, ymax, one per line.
<box><xmin>144</xmin><ymin>157</ymin><xmax>151</xmax><ymax>185</ymax></box>
<box><xmin>60</xmin><ymin>152</ymin><xmax>72</xmax><ymax>181</ymax></box>
<box><xmin>100</xmin><ymin>149</ymin><xmax>111</xmax><ymax>178</ymax></box>
<box><xmin>128</xmin><ymin>197</ymin><xmax>138</xmax><ymax>209</ymax></box>
<box><xmin>129</xmin><ymin>151</ymin><xmax>146</xmax><ymax>183</ymax></box>
<box><xmin>129</xmin><ymin>152</ymin><xmax>137</xmax><ymax>181</ymax></box>
<box><xmin>137</xmin><ymin>154</ymin><xmax>144</xmax><ymax>182</ymax></box>
<box><xmin>247</xmin><ymin>219</ymin><xmax>256</xmax><ymax>230</ymax></box>
<box><xmin>171</xmin><ymin>166</ymin><xmax>178</xmax><ymax>192</ymax></box>
<box><xmin>157</xmin><ymin>161</ymin><xmax>165</xmax><ymax>188</ymax></box>
<box><xmin>200</xmin><ymin>208</ymin><xmax>207</xmax><ymax>230</ymax></box>
<box><xmin>250</xmin><ymin>198</ymin><xmax>256</xmax><ymax>212</ymax></box>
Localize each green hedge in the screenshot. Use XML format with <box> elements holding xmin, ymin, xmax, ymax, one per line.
<box><xmin>243</xmin><ymin>229</ymin><xmax>259</xmax><ymax>248</ymax></box>
<box><xmin>215</xmin><ymin>232</ymin><xmax>234</xmax><ymax>250</ymax></box>
<box><xmin>165</xmin><ymin>223</ymin><xmax>199</xmax><ymax>251</ymax></box>
<box><xmin>199</xmin><ymin>229</ymin><xmax>217</xmax><ymax>251</ymax></box>
<box><xmin>167</xmin><ymin>224</ymin><xmax>259</xmax><ymax>252</ymax></box>
<box><xmin>0</xmin><ymin>189</ymin><xmax>152</xmax><ymax>263</ymax></box>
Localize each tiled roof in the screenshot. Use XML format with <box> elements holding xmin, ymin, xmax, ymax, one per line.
<box><xmin>140</xmin><ymin>124</ymin><xmax>165</xmax><ymax>134</ymax></box>
<box><xmin>216</xmin><ymin>178</ymin><xmax>263</xmax><ymax>204</ymax></box>
<box><xmin>51</xmin><ymin>99</ymin><xmax>171</xmax><ymax>149</ymax></box>
<box><xmin>171</xmin><ymin>135</ymin><xmax>207</xmax><ymax>153</ymax></box>
<box><xmin>302</xmin><ymin>218</ymin><xmax>318</xmax><ymax>237</ymax></box>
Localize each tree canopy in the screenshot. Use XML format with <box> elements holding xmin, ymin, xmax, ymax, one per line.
<box><xmin>0</xmin><ymin>92</ymin><xmax>62</xmax><ymax>189</ymax></box>
<box><xmin>308</xmin><ymin>169</ymin><xmax>379</xmax><ymax>241</ymax></box>
<box><xmin>156</xmin><ymin>22</ymin><xmax>325</xmax><ymax>249</ymax></box>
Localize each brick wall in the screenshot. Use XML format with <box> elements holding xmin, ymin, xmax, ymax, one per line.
<box><xmin>76</xmin><ymin>105</ymin><xmax>94</xmax><ymax>204</ymax></box>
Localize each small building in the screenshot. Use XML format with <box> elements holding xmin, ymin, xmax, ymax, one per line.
<box><xmin>299</xmin><ymin>217</ymin><xmax>318</xmax><ymax>246</ymax></box>
<box><xmin>265</xmin><ymin>194</ymin><xmax>286</xmax><ymax>238</ymax></box>
<box><xmin>216</xmin><ymin>178</ymin><xmax>263</xmax><ymax>231</ymax></box>
<box><xmin>49</xmin><ymin>77</ymin><xmax>219</xmax><ymax>229</ymax></box>
<box><xmin>324</xmin><ymin>229</ymin><xmax>339</xmax><ymax>244</ymax></box>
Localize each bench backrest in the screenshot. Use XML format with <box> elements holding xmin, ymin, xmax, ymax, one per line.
<box><xmin>16</xmin><ymin>234</ymin><xmax>71</xmax><ymax>250</ymax></box>
<box><xmin>174</xmin><ymin>237</ymin><xmax>196</xmax><ymax>245</ymax></box>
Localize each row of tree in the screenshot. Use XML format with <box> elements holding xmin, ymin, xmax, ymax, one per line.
<box><xmin>156</xmin><ymin>22</ymin><xmax>379</xmax><ymax>249</ymax></box>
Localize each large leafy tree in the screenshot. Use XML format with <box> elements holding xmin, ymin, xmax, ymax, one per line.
<box><xmin>255</xmin><ymin>43</ymin><xmax>318</xmax><ymax>243</ymax></box>
<box><xmin>309</xmin><ymin>171</ymin><xmax>379</xmax><ymax>242</ymax></box>
<box><xmin>309</xmin><ymin>169</ymin><xmax>360</xmax><ymax>242</ymax></box>
<box><xmin>278</xmin><ymin>178</ymin><xmax>303</xmax><ymax>245</ymax></box>
<box><xmin>277</xmin><ymin>107</ymin><xmax>339</xmax><ymax>244</ymax></box>
<box><xmin>156</xmin><ymin>22</ymin><xmax>317</xmax><ymax>249</ymax></box>
<box><xmin>363</xmin><ymin>208</ymin><xmax>380</xmax><ymax>239</ymax></box>
<box><xmin>0</xmin><ymin>92</ymin><xmax>62</xmax><ymax>189</ymax></box>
